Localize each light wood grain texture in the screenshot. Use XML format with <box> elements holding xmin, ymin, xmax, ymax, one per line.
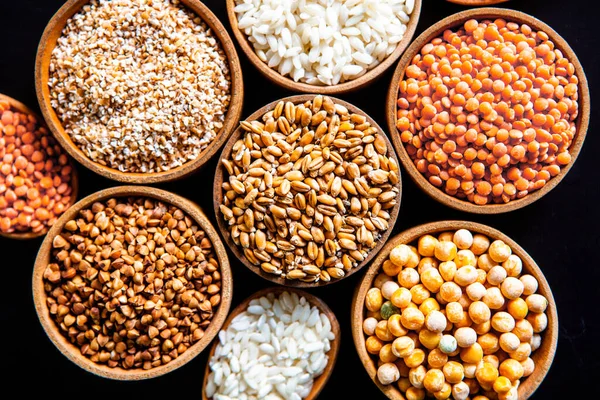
<box><xmin>447</xmin><ymin>0</ymin><xmax>509</xmax><ymax>5</ymax></box>
<box><xmin>225</xmin><ymin>0</ymin><xmax>422</xmax><ymax>94</ymax></box>
<box><xmin>386</xmin><ymin>7</ymin><xmax>590</xmax><ymax>214</ymax></box>
<box><xmin>0</xmin><ymin>92</ymin><xmax>78</xmax><ymax>240</ymax></box>
<box><xmin>34</xmin><ymin>0</ymin><xmax>244</xmax><ymax>184</ymax></box>
<box><xmin>213</xmin><ymin>94</ymin><xmax>403</xmax><ymax>287</ymax></box>
<box><xmin>202</xmin><ymin>286</ymin><xmax>340</xmax><ymax>400</ymax></box>
<box><xmin>32</xmin><ymin>186</ymin><xmax>233</xmax><ymax>380</ymax></box>
<box><xmin>351</xmin><ymin>220</ymin><xmax>558</xmax><ymax>400</ymax></box>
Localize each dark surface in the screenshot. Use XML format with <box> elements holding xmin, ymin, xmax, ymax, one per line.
<box><xmin>1</xmin><ymin>0</ymin><xmax>598</xmax><ymax>398</ymax></box>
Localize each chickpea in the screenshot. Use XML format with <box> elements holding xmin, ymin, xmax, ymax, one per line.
<box><xmin>418</xmin><ymin>257</ymin><xmax>438</xmax><ymax>275</ymax></box>
<box><xmin>440</xmin><ymin>282</ymin><xmax>462</xmax><ymax>303</ymax></box>
<box><xmin>454</xmin><ymin>310</ymin><xmax>473</xmax><ymax>329</ymax></box>
<box><xmin>473</xmin><ymin>320</ymin><xmax>492</xmax><ymax>335</ymax></box>
<box><xmin>452</xmin><ymin>381</ymin><xmax>471</xmax><ymax>400</ymax></box>
<box><xmin>476</xmin><ymin>268</ymin><xmax>487</xmax><ymax>285</ymax></box>
<box><xmin>428</xmin><ymin>348</ymin><xmax>449</xmax><ymax>369</ymax></box>
<box><xmin>410</xmin><ymin>284</ymin><xmax>431</xmax><ymax>305</ymax></box>
<box><xmin>388</xmin><ymin>314</ymin><xmax>408</xmax><ymax>337</ymax></box>
<box><xmin>439</xmin><ymin>261</ymin><xmax>457</xmax><ymax>281</ymax></box>
<box><xmin>502</xmin><ymin>255</ymin><xmax>522</xmax><ymax>277</ymax></box>
<box><xmin>425</xmin><ymin>310</ymin><xmax>447</xmax><ymax>333</ymax></box>
<box><xmin>397</xmin><ymin>358</ymin><xmax>410</xmax><ymax>377</ymax></box>
<box><xmin>492</xmin><ymin>312</ymin><xmax>516</xmax><ymax>333</ymax></box>
<box><xmin>435</xmin><ymin>241</ymin><xmax>457</xmax><ymax>262</ymax></box>
<box><xmin>489</xmin><ymin>240</ymin><xmax>512</xmax><ymax>263</ymax></box>
<box><xmin>493</xmin><ymin>376</ymin><xmax>512</xmax><ymax>394</ymax></box>
<box><xmin>483</xmin><ymin>354</ymin><xmax>500</xmax><ymax>369</ymax></box>
<box><xmin>367</xmin><ymin>310</ymin><xmax>382</xmax><ymax>320</ymax></box>
<box><xmin>438</xmin><ymin>232</ymin><xmax>454</xmax><ymax>242</ymax></box>
<box><xmin>471</xmin><ymin>234</ymin><xmax>490</xmax><ymax>255</ymax></box>
<box><xmin>476</xmin><ymin>362</ymin><xmax>499</xmax><ymax>385</ymax></box>
<box><xmin>509</xmin><ymin>342</ymin><xmax>531</xmax><ymax>362</ymax></box>
<box><xmin>456</xmin><ymin>249</ymin><xmax>477</xmax><ymax>268</ymax></box>
<box><xmin>443</xmin><ymin>361</ymin><xmax>465</xmax><ymax>384</ymax></box>
<box><xmin>454</xmin><ymin>229</ymin><xmax>474</xmax><ymax>249</ymax></box>
<box><xmin>478</xmin><ymin>333</ymin><xmax>500</xmax><ymax>354</ymax></box>
<box><xmin>530</xmin><ymin>334</ymin><xmax>542</xmax><ymax>351</ymax></box>
<box><xmin>419</xmin><ymin>298</ymin><xmax>441</xmax><ymax>316</ymax></box>
<box><xmin>366</xmin><ymin>335</ymin><xmax>384</xmax><ymax>354</ymax></box>
<box><xmin>521</xmin><ymin>357</ymin><xmax>535</xmax><ymax>377</ymax></box>
<box><xmin>455</xmin><ymin>266</ymin><xmax>479</xmax><ymax>286</ymax></box>
<box><xmin>520</xmin><ymin>274</ymin><xmax>539</xmax><ymax>295</ymax></box>
<box><xmin>422</xmin><ymin>268</ymin><xmax>444</xmax><ymax>293</ymax></box>
<box><xmin>401</xmin><ymin>307</ymin><xmax>425</xmax><ymax>330</ymax></box>
<box><xmin>406</xmin><ymin>246</ymin><xmax>421</xmax><ymax>269</ymax></box>
<box><xmin>391</xmin><ymin>287</ymin><xmax>413</xmax><ymax>309</ymax></box>
<box><xmin>392</xmin><ymin>336</ymin><xmax>415</xmax><ymax>358</ymax></box>
<box><xmin>405</xmin><ymin>348</ymin><xmax>426</xmax><ymax>368</ymax></box>
<box><xmin>455</xmin><ymin>327</ymin><xmax>478</xmax><ymax>348</ymax></box>
<box><xmin>500</xmin><ymin>277</ymin><xmax>524</xmax><ymax>300</ymax></box>
<box><xmin>390</xmin><ymin>244</ymin><xmax>412</xmax><ymax>267</ymax></box>
<box><xmin>445</xmin><ymin>301</ymin><xmax>463</xmax><ymax>323</ymax></box>
<box><xmin>512</xmin><ymin>319</ymin><xmax>534</xmax><ymax>342</ymax></box>
<box><xmin>418</xmin><ymin>234</ymin><xmax>439</xmax><ymax>256</ymax></box>
<box><xmin>383</xmin><ymin>259</ymin><xmax>402</xmax><ymax>276</ymax></box>
<box><xmin>483</xmin><ymin>287</ymin><xmax>505</xmax><ymax>309</ymax></box>
<box><xmin>499</xmin><ymin>359</ymin><xmax>524</xmax><ymax>381</ymax></box>
<box><xmin>461</xmin><ymin>342</ymin><xmax>484</xmax><ymax>364</ymax></box>
<box><xmin>473</xmin><ymin>396</ymin><xmax>492</xmax><ymax>400</ymax></box>
<box><xmin>469</xmin><ymin>301</ymin><xmax>491</xmax><ymax>324</ymax></box>
<box><xmin>507</xmin><ymin>298</ymin><xmax>528</xmax><ymax>320</ymax></box>
<box><xmin>398</xmin><ymin>377</ymin><xmax>412</xmax><ymax>392</ymax></box>
<box><xmin>379</xmin><ymin>343</ymin><xmax>399</xmax><ymax>363</ymax></box>
<box><xmin>363</xmin><ymin>317</ymin><xmax>378</xmax><ymax>336</ymax></box>
<box><xmin>525</xmin><ymin>294</ymin><xmax>548</xmax><ymax>313</ymax></box>
<box><xmin>499</xmin><ymin>332</ymin><xmax>520</xmax><ymax>353</ymax></box>
<box><xmin>498</xmin><ymin>386</ymin><xmax>518</xmax><ymax>400</ymax></box>
<box><xmin>463</xmin><ymin>362</ymin><xmax>479</xmax><ymax>379</ymax></box>
<box><xmin>399</xmin><ymin>268</ymin><xmax>420</xmax><ymax>289</ymax></box>
<box><xmin>374</xmin><ymin>272</ymin><xmax>394</xmax><ymax>288</ymax></box>
<box><xmin>424</xmin><ymin>368</ymin><xmax>446</xmax><ymax>393</ymax></box>
<box><xmin>419</xmin><ymin>329</ymin><xmax>443</xmax><ymax>350</ymax></box>
<box><xmin>406</xmin><ymin>387</ymin><xmax>426</xmax><ymax>400</ymax></box>
<box><xmin>467</xmin><ymin>282</ymin><xmax>487</xmax><ymax>301</ymax></box>
<box><xmin>377</xmin><ymin>362</ymin><xmax>401</xmax><ymax>385</ymax></box>
<box><xmin>527</xmin><ymin>312</ymin><xmax>548</xmax><ymax>333</ymax></box>
<box><xmin>477</xmin><ymin>253</ymin><xmax>496</xmax><ymax>272</ymax></box>
<box><xmin>486</xmin><ymin>266</ymin><xmax>507</xmax><ymax>286</ymax></box>
<box><xmin>376</xmin><ymin>320</ymin><xmax>395</xmax><ymax>342</ymax></box>
<box><xmin>365</xmin><ymin>288</ymin><xmax>383</xmax><ymax>311</ymax></box>
<box><xmin>433</xmin><ymin>382</ymin><xmax>452</xmax><ymax>400</ymax></box>
<box><xmin>381</xmin><ymin>281</ymin><xmax>401</xmax><ymax>300</ymax></box>
<box><xmin>409</xmin><ymin>365</ymin><xmax>427</xmax><ymax>389</ymax></box>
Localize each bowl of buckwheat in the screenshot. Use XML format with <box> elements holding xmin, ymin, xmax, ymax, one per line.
<box><xmin>35</xmin><ymin>0</ymin><xmax>244</xmax><ymax>184</ymax></box>
<box><xmin>32</xmin><ymin>185</ymin><xmax>233</xmax><ymax>380</ymax></box>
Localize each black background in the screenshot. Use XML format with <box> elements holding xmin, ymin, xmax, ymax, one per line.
<box><xmin>1</xmin><ymin>0</ymin><xmax>598</xmax><ymax>398</ymax></box>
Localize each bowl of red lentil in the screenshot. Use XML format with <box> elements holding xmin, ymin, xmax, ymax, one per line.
<box><xmin>386</xmin><ymin>8</ymin><xmax>590</xmax><ymax>214</ymax></box>
<box><xmin>32</xmin><ymin>185</ymin><xmax>232</xmax><ymax>380</ymax></box>
<box><xmin>35</xmin><ymin>0</ymin><xmax>243</xmax><ymax>184</ymax></box>
<box><xmin>0</xmin><ymin>93</ymin><xmax>78</xmax><ymax>239</ymax></box>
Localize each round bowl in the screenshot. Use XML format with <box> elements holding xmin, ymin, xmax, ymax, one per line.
<box><xmin>386</xmin><ymin>7</ymin><xmax>590</xmax><ymax>214</ymax></box>
<box><xmin>351</xmin><ymin>220</ymin><xmax>558</xmax><ymax>399</ymax></box>
<box><xmin>202</xmin><ymin>286</ymin><xmax>340</xmax><ymax>400</ymax></box>
<box><xmin>35</xmin><ymin>0</ymin><xmax>244</xmax><ymax>184</ymax></box>
<box><xmin>32</xmin><ymin>185</ymin><xmax>233</xmax><ymax>380</ymax></box>
<box><xmin>226</xmin><ymin>0</ymin><xmax>422</xmax><ymax>94</ymax></box>
<box><xmin>0</xmin><ymin>92</ymin><xmax>78</xmax><ymax>240</ymax></box>
<box><xmin>213</xmin><ymin>94</ymin><xmax>403</xmax><ymax>287</ymax></box>
<box><xmin>447</xmin><ymin>0</ymin><xmax>509</xmax><ymax>5</ymax></box>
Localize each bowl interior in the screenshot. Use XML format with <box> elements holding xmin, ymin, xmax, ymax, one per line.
<box><xmin>386</xmin><ymin>7</ymin><xmax>590</xmax><ymax>214</ymax></box>
<box><xmin>0</xmin><ymin>92</ymin><xmax>79</xmax><ymax>240</ymax></box>
<box><xmin>202</xmin><ymin>286</ymin><xmax>340</xmax><ymax>400</ymax></box>
<box><xmin>213</xmin><ymin>94</ymin><xmax>402</xmax><ymax>287</ymax></box>
<box><xmin>32</xmin><ymin>185</ymin><xmax>232</xmax><ymax>380</ymax></box>
<box><xmin>225</xmin><ymin>0</ymin><xmax>422</xmax><ymax>94</ymax></box>
<box><xmin>35</xmin><ymin>0</ymin><xmax>243</xmax><ymax>184</ymax></box>
<box><xmin>351</xmin><ymin>220</ymin><xmax>558</xmax><ymax>400</ymax></box>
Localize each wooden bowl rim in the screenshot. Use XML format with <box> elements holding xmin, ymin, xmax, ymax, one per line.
<box><xmin>386</xmin><ymin>7</ymin><xmax>591</xmax><ymax>214</ymax></box>
<box><xmin>225</xmin><ymin>0</ymin><xmax>423</xmax><ymax>94</ymax></box>
<box><xmin>0</xmin><ymin>92</ymin><xmax>79</xmax><ymax>240</ymax></box>
<box><xmin>34</xmin><ymin>0</ymin><xmax>244</xmax><ymax>184</ymax></box>
<box><xmin>213</xmin><ymin>94</ymin><xmax>403</xmax><ymax>287</ymax></box>
<box><xmin>201</xmin><ymin>286</ymin><xmax>341</xmax><ymax>400</ymax></box>
<box><xmin>350</xmin><ymin>220</ymin><xmax>559</xmax><ymax>400</ymax></box>
<box><xmin>32</xmin><ymin>185</ymin><xmax>233</xmax><ymax>380</ymax></box>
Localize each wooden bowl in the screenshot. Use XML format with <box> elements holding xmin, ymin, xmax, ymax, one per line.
<box><xmin>202</xmin><ymin>286</ymin><xmax>340</xmax><ymax>400</ymax></box>
<box><xmin>32</xmin><ymin>186</ymin><xmax>233</xmax><ymax>380</ymax></box>
<box><xmin>225</xmin><ymin>0</ymin><xmax>422</xmax><ymax>94</ymax></box>
<box><xmin>351</xmin><ymin>220</ymin><xmax>558</xmax><ymax>399</ymax></box>
<box><xmin>35</xmin><ymin>0</ymin><xmax>244</xmax><ymax>184</ymax></box>
<box><xmin>0</xmin><ymin>92</ymin><xmax>78</xmax><ymax>240</ymax></box>
<box><xmin>447</xmin><ymin>0</ymin><xmax>509</xmax><ymax>5</ymax></box>
<box><xmin>386</xmin><ymin>7</ymin><xmax>590</xmax><ymax>214</ymax></box>
<box><xmin>213</xmin><ymin>94</ymin><xmax>403</xmax><ymax>287</ymax></box>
